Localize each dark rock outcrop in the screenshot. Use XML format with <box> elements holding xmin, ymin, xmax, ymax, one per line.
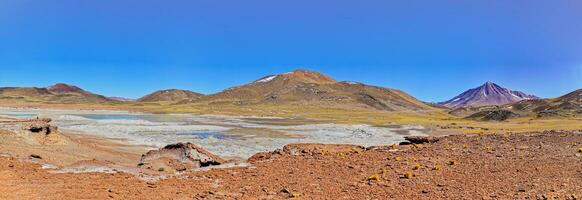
<box><xmin>404</xmin><ymin>136</ymin><xmax>441</xmax><ymax>144</ymax></box>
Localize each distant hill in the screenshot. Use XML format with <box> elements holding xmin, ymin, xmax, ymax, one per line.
<box><xmin>0</xmin><ymin>83</ymin><xmax>113</xmax><ymax>103</ymax></box>
<box><xmin>450</xmin><ymin>89</ymin><xmax>581</xmax><ymax>118</ymax></box>
<box><xmin>465</xmin><ymin>110</ymin><xmax>520</xmax><ymax>121</ymax></box>
<box><xmin>138</xmin><ymin>89</ymin><xmax>204</xmax><ymax>102</ymax></box>
<box><xmin>192</xmin><ymin>69</ymin><xmax>434</xmax><ymax>111</ymax></box>
<box><xmin>506</xmin><ymin>89</ymin><xmax>581</xmax><ymax>118</ymax></box>
<box><xmin>439</xmin><ymin>82</ymin><xmax>538</xmax><ymax>108</ymax></box>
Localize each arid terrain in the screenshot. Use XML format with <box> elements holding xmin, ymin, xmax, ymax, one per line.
<box><xmin>1</xmin><ymin>70</ymin><xmax>581</xmax><ymax>199</ymax></box>
<box><xmin>1</xmin><ymin>130</ymin><xmax>580</xmax><ymax>199</ymax></box>
<box><xmin>1</xmin><ymin>70</ymin><xmax>580</xmax><ymax>134</ymax></box>
<box><xmin>2</xmin><ymin>0</ymin><xmax>581</xmax><ymax>198</ymax></box>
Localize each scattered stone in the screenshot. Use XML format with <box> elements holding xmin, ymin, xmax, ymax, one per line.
<box><xmin>281</xmin><ymin>143</ymin><xmax>365</xmax><ymax>157</ymax></box>
<box><xmin>248</xmin><ymin>151</ymin><xmax>280</xmax><ymax>162</ymax></box>
<box><xmin>279</xmin><ymin>188</ymin><xmax>300</xmax><ymax>198</ymax></box>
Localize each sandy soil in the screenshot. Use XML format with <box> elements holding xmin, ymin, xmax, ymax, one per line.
<box><xmin>0</xmin><ymin>128</ymin><xmax>147</xmax><ymax>167</ymax></box>
<box><xmin>1</xmin><ymin>131</ymin><xmax>580</xmax><ymax>199</ymax></box>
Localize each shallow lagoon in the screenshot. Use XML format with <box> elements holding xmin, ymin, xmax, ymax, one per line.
<box><xmin>0</xmin><ymin>108</ymin><xmax>427</xmax><ymax>158</ymax></box>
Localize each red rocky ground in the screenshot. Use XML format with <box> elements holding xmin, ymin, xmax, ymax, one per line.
<box><xmin>1</xmin><ymin>131</ymin><xmax>581</xmax><ymax>199</ymax></box>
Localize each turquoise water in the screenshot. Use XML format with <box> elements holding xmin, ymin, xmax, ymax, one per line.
<box><xmin>76</xmin><ymin>114</ymin><xmax>192</xmax><ymax>123</ymax></box>
<box><xmin>176</xmin><ymin>132</ymin><xmax>228</xmax><ymax>139</ymax></box>
<box><xmin>78</xmin><ymin>114</ymin><xmax>143</xmax><ymax>121</ymax></box>
<box><xmin>1</xmin><ymin>113</ymin><xmax>38</xmax><ymax>119</ymax></box>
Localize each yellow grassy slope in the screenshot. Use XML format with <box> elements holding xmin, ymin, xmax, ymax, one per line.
<box><xmin>1</xmin><ymin>100</ymin><xmax>580</xmax><ymax>134</ymax></box>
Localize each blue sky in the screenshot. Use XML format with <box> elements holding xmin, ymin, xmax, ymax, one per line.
<box><xmin>0</xmin><ymin>0</ymin><xmax>581</xmax><ymax>102</ymax></box>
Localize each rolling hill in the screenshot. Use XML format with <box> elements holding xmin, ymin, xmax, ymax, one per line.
<box><xmin>506</xmin><ymin>89</ymin><xmax>581</xmax><ymax>117</ymax></box>
<box><xmin>0</xmin><ymin>83</ymin><xmax>113</xmax><ymax>103</ymax></box>
<box><xmin>138</xmin><ymin>89</ymin><xmax>204</xmax><ymax>102</ymax></box>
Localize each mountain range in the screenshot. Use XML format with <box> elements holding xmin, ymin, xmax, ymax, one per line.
<box><xmin>0</xmin><ymin>70</ymin><xmax>579</xmax><ymax>118</ymax></box>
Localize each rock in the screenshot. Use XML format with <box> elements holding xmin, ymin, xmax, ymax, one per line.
<box><xmin>279</xmin><ymin>188</ymin><xmax>300</xmax><ymax>198</ymax></box>
<box><xmin>139</xmin><ymin>142</ymin><xmax>226</xmax><ymax>172</ymax></box>
<box><xmin>404</xmin><ymin>136</ymin><xmax>440</xmax><ymax>144</ymax></box>
<box><xmin>30</xmin><ymin>154</ymin><xmax>42</xmax><ymax>159</ymax></box>
<box><xmin>21</xmin><ymin>118</ymin><xmax>57</xmax><ymax>135</ymax></box>
<box><xmin>18</xmin><ymin>118</ymin><xmax>64</xmax><ymax>145</ymax></box>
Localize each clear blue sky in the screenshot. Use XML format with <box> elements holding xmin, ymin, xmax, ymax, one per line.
<box><xmin>0</xmin><ymin>0</ymin><xmax>581</xmax><ymax>102</ymax></box>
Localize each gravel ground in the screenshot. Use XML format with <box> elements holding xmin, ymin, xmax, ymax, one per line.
<box><xmin>1</xmin><ymin>131</ymin><xmax>581</xmax><ymax>199</ymax></box>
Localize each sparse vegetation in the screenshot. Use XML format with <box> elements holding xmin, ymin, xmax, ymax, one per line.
<box><xmin>485</xmin><ymin>146</ymin><xmax>494</xmax><ymax>153</ymax></box>
<box><xmin>382</xmin><ymin>168</ymin><xmax>390</xmax><ymax>175</ymax></box>
<box><xmin>403</xmin><ymin>171</ymin><xmax>413</xmax><ymax>179</ymax></box>
<box><xmin>2</xmin><ymin>98</ymin><xmax>581</xmax><ymax>133</ymax></box>
<box><xmin>368</xmin><ymin>174</ymin><xmax>381</xmax><ymax>181</ymax></box>
<box><xmin>413</xmin><ymin>163</ymin><xmax>421</xmax><ymax>170</ymax></box>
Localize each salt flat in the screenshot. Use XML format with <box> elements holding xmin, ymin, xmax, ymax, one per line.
<box><xmin>0</xmin><ymin>107</ymin><xmax>426</xmax><ymax>158</ymax></box>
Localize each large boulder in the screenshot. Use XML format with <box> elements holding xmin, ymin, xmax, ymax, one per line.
<box><xmin>19</xmin><ymin>118</ymin><xmax>63</xmax><ymax>145</ymax></box>
<box><xmin>21</xmin><ymin>119</ymin><xmax>57</xmax><ymax>135</ymax></box>
<box><xmin>139</xmin><ymin>142</ymin><xmax>226</xmax><ymax>172</ymax></box>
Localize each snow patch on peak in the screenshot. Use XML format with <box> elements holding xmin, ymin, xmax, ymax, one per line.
<box><xmin>509</xmin><ymin>92</ymin><xmax>520</xmax><ymax>99</ymax></box>
<box><xmin>255</xmin><ymin>75</ymin><xmax>277</xmax><ymax>83</ymax></box>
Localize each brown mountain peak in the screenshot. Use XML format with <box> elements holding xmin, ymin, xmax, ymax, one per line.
<box><xmin>138</xmin><ymin>89</ymin><xmax>203</xmax><ymax>102</ymax></box>
<box><xmin>47</xmin><ymin>83</ymin><xmax>84</xmax><ymax>94</ymax></box>
<box><xmin>252</xmin><ymin>69</ymin><xmax>336</xmax><ymax>85</ymax></box>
